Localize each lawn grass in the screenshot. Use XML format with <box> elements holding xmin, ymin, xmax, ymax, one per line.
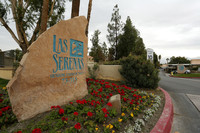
<box><xmin>173</xmin><ymin>73</ymin><xmax>200</xmax><ymax>78</ymax></box>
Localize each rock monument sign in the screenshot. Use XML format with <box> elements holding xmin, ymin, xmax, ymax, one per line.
<box><xmin>6</xmin><ymin>16</ymin><xmax>88</xmax><ymax>121</ymax></box>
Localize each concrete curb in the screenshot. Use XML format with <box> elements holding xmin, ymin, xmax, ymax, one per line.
<box><xmin>169</xmin><ymin>75</ymin><xmax>200</xmax><ymax>79</ymax></box>
<box><xmin>150</xmin><ymin>87</ymin><xmax>174</xmax><ymax>133</ymax></box>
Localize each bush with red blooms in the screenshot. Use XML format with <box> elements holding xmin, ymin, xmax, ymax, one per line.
<box><xmin>0</xmin><ymin>85</ymin><xmax>17</xmax><ymax>130</ymax></box>
<box><xmin>58</xmin><ymin>108</ymin><xmax>64</xmax><ymax>115</ymax></box>
<box><xmin>62</xmin><ymin>116</ymin><xmax>68</xmax><ymax>121</ymax></box>
<box><xmin>107</xmin><ymin>102</ymin><xmax>112</xmax><ymax>107</ymax></box>
<box><xmin>32</xmin><ymin>128</ymin><xmax>42</xmax><ymax>133</ymax></box>
<box><xmin>74</xmin><ymin>123</ymin><xmax>81</xmax><ymax>130</ymax></box>
<box><xmin>73</xmin><ymin>112</ymin><xmax>78</xmax><ymax>116</ymax></box>
<box><xmin>87</xmin><ymin>112</ymin><xmax>93</xmax><ymax>117</ymax></box>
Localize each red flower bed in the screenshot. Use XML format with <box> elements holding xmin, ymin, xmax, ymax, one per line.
<box><xmin>1</xmin><ymin>78</ymin><xmax>158</xmax><ymax>132</ymax></box>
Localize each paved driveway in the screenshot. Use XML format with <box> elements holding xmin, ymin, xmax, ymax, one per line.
<box><xmin>159</xmin><ymin>70</ymin><xmax>200</xmax><ymax>133</ymax></box>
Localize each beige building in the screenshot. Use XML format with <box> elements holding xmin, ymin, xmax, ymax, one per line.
<box><xmin>191</xmin><ymin>59</ymin><xmax>200</xmax><ymax>65</ymax></box>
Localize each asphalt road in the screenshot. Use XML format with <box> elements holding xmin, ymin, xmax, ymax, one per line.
<box><xmin>159</xmin><ymin>70</ymin><xmax>200</xmax><ymax>133</ymax></box>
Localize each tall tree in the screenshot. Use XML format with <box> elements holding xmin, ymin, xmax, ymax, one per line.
<box><xmin>102</xmin><ymin>42</ymin><xmax>108</xmax><ymax>60</ymax></box>
<box><xmin>89</xmin><ymin>30</ymin><xmax>104</xmax><ymax>62</ymax></box>
<box><xmin>108</xmin><ymin>47</ymin><xmax>115</xmax><ymax>61</ymax></box>
<box><xmin>117</xmin><ymin>16</ymin><xmax>146</xmax><ymax>59</ymax></box>
<box><xmin>134</xmin><ymin>37</ymin><xmax>146</xmax><ymax>56</ymax></box>
<box><xmin>166</xmin><ymin>58</ymin><xmax>169</xmax><ymax>64</ymax></box>
<box><xmin>0</xmin><ymin>0</ymin><xmax>66</xmax><ymax>54</ymax></box>
<box><xmin>39</xmin><ymin>0</ymin><xmax>49</xmax><ymax>35</ymax></box>
<box><xmin>107</xmin><ymin>4</ymin><xmax>123</xmax><ymax>60</ymax></box>
<box><xmin>158</xmin><ymin>55</ymin><xmax>161</xmax><ymax>63</ymax></box>
<box><xmin>86</xmin><ymin>0</ymin><xmax>93</xmax><ymax>36</ymax></box>
<box><xmin>71</xmin><ymin>0</ymin><xmax>80</xmax><ymax>18</ymax></box>
<box><xmin>168</xmin><ymin>56</ymin><xmax>190</xmax><ymax>64</ymax></box>
<box><xmin>153</xmin><ymin>52</ymin><xmax>159</xmax><ymax>68</ymax></box>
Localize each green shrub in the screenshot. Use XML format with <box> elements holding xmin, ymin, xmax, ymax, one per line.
<box><xmin>88</xmin><ymin>64</ymin><xmax>99</xmax><ymax>79</ymax></box>
<box><xmin>103</xmin><ymin>60</ymin><xmax>121</xmax><ymax>65</ymax></box>
<box><xmin>120</xmin><ymin>55</ymin><xmax>160</xmax><ymax>89</ymax></box>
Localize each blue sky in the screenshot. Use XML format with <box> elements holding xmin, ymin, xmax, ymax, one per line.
<box><xmin>1</xmin><ymin>0</ymin><xmax>200</xmax><ymax>63</ymax></box>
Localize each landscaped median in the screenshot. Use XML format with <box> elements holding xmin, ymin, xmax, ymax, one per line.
<box><xmin>0</xmin><ymin>78</ymin><xmax>172</xmax><ymax>133</ymax></box>
<box><xmin>170</xmin><ymin>73</ymin><xmax>200</xmax><ymax>79</ymax></box>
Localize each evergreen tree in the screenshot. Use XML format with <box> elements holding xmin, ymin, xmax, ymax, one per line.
<box><xmin>108</xmin><ymin>47</ymin><xmax>115</xmax><ymax>61</ymax></box>
<box><xmin>134</xmin><ymin>37</ymin><xmax>146</xmax><ymax>56</ymax></box>
<box><xmin>159</xmin><ymin>55</ymin><xmax>161</xmax><ymax>63</ymax></box>
<box><xmin>89</xmin><ymin>30</ymin><xmax>104</xmax><ymax>62</ymax></box>
<box><xmin>102</xmin><ymin>42</ymin><xmax>108</xmax><ymax>60</ymax></box>
<box><xmin>153</xmin><ymin>52</ymin><xmax>159</xmax><ymax>68</ymax></box>
<box><xmin>107</xmin><ymin>4</ymin><xmax>123</xmax><ymax>60</ymax></box>
<box><xmin>117</xmin><ymin>16</ymin><xmax>146</xmax><ymax>59</ymax></box>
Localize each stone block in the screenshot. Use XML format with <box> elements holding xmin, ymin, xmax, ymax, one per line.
<box><xmin>107</xmin><ymin>94</ymin><xmax>121</xmax><ymax>114</ymax></box>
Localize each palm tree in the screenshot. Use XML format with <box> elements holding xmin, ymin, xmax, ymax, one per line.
<box><xmin>39</xmin><ymin>0</ymin><xmax>49</xmax><ymax>35</ymax></box>
<box><xmin>86</xmin><ymin>0</ymin><xmax>93</xmax><ymax>36</ymax></box>
<box><xmin>71</xmin><ymin>0</ymin><xmax>80</xmax><ymax>18</ymax></box>
<box><xmin>159</xmin><ymin>55</ymin><xmax>161</xmax><ymax>62</ymax></box>
<box><xmin>166</xmin><ymin>58</ymin><xmax>169</xmax><ymax>64</ymax></box>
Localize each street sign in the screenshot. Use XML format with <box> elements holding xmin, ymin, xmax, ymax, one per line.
<box><xmin>147</xmin><ymin>48</ymin><xmax>154</xmax><ymax>62</ymax></box>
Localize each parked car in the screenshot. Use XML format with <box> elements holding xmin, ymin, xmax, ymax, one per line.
<box><xmin>184</xmin><ymin>70</ymin><xmax>191</xmax><ymax>74</ymax></box>
<box><xmin>172</xmin><ymin>70</ymin><xmax>177</xmax><ymax>74</ymax></box>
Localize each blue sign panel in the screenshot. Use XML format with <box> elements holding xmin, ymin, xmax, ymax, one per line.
<box><xmin>179</xmin><ymin>66</ymin><xmax>184</xmax><ymax>71</ymax></box>
<box><xmin>70</xmin><ymin>39</ymin><xmax>84</xmax><ymax>58</ymax></box>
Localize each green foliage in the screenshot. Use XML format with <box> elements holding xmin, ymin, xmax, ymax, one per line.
<box><xmin>117</xmin><ymin>16</ymin><xmax>146</xmax><ymax>60</ymax></box>
<box><xmin>84</xmin><ymin>120</ymin><xmax>95</xmax><ymax>133</ymax></box>
<box><xmin>168</xmin><ymin>56</ymin><xmax>190</xmax><ymax>64</ymax></box>
<box><xmin>113</xmin><ymin>121</ymin><xmax>120</xmax><ymax>130</ymax></box>
<box><xmin>108</xmin><ymin>47</ymin><xmax>115</xmax><ymax>61</ymax></box>
<box><xmin>2</xmin><ymin>0</ymin><xmax>65</xmax><ymax>34</ymax></box>
<box><xmin>0</xmin><ymin>78</ymin><xmax>9</xmax><ymax>88</ymax></box>
<box><xmin>13</xmin><ymin>49</ymin><xmax>23</xmax><ymax>74</ymax></box>
<box><xmin>89</xmin><ymin>30</ymin><xmax>105</xmax><ymax>62</ymax></box>
<box><xmin>102</xmin><ymin>42</ymin><xmax>108</xmax><ymax>60</ymax></box>
<box><xmin>54</xmin><ymin>119</ymin><xmax>65</xmax><ymax>130</ymax></box>
<box><xmin>95</xmin><ymin>110</ymin><xmax>106</xmax><ymax>123</ymax></box>
<box><xmin>88</xmin><ymin>64</ymin><xmax>99</xmax><ymax>79</ymax></box>
<box><xmin>0</xmin><ymin>0</ymin><xmax>66</xmax><ymax>53</ymax></box>
<box><xmin>108</xmin><ymin>108</ymin><xmax>117</xmax><ymax>118</ymax></box>
<box><xmin>103</xmin><ymin>60</ymin><xmax>121</xmax><ymax>65</ymax></box>
<box><xmin>173</xmin><ymin>73</ymin><xmax>200</xmax><ymax>77</ymax></box>
<box><xmin>117</xmin><ymin>16</ymin><xmax>137</xmax><ymax>59</ymax></box>
<box><xmin>153</xmin><ymin>52</ymin><xmax>160</xmax><ymax>68</ymax></box>
<box><xmin>107</xmin><ymin>4</ymin><xmax>123</xmax><ymax>60</ymax></box>
<box><xmin>65</xmin><ymin>104</ymin><xmax>77</xmax><ymax>114</ymax></box>
<box><xmin>120</xmin><ymin>55</ymin><xmax>160</xmax><ymax>89</ymax></box>
<box><xmin>0</xmin><ymin>2</ymin><xmax>6</xmax><ymax>18</ymax></box>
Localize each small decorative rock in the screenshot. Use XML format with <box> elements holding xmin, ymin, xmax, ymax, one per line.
<box><xmin>107</xmin><ymin>94</ymin><xmax>121</xmax><ymax>114</ymax></box>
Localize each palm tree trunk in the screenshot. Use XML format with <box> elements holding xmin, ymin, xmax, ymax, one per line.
<box><xmin>39</xmin><ymin>0</ymin><xmax>49</xmax><ymax>35</ymax></box>
<box><xmin>85</xmin><ymin>0</ymin><xmax>92</xmax><ymax>36</ymax></box>
<box><xmin>71</xmin><ymin>0</ymin><xmax>80</xmax><ymax>18</ymax></box>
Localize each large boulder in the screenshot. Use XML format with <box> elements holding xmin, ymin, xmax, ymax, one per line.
<box><xmin>7</xmin><ymin>16</ymin><xmax>88</xmax><ymax>121</ymax></box>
